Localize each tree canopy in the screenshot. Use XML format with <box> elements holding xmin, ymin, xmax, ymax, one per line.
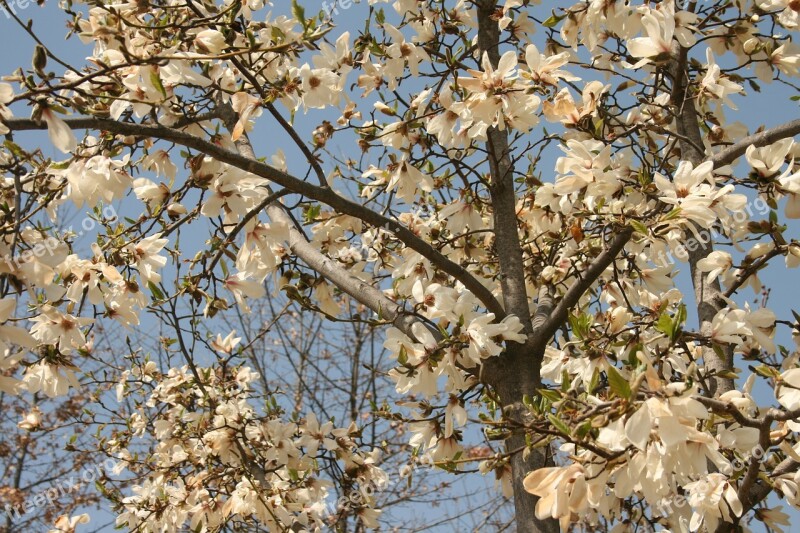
<box><xmin>2</xmin><ymin>0</ymin><xmax>800</xmax><ymax>532</ymax></box>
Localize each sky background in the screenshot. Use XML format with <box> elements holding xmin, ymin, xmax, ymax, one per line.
<box><xmin>1</xmin><ymin>0</ymin><xmax>800</xmax><ymax>531</ymax></box>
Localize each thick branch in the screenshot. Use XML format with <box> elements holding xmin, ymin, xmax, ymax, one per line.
<box><xmin>711</xmin><ymin>119</ymin><xmax>800</xmax><ymax>168</ymax></box>
<box><xmin>533</xmin><ymin>228</ymin><xmax>634</xmax><ymax>351</ymax></box>
<box><xmin>3</xmin><ymin>116</ymin><xmax>504</xmax><ymax>318</ymax></box>
<box><xmin>476</xmin><ymin>0</ymin><xmax>531</xmax><ymax>333</ymax></box>
<box><xmin>216</xmin><ymin>106</ymin><xmax>434</xmax><ymax>343</ymax></box>
<box><xmin>474</xmin><ymin>3</ymin><xmax>557</xmax><ymax>533</ymax></box>
<box><xmin>669</xmin><ymin>50</ymin><xmax>733</xmax><ymax>396</ymax></box>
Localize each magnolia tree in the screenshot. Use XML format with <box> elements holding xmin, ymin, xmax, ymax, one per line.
<box><xmin>2</xmin><ymin>0</ymin><xmax>800</xmax><ymax>531</ymax></box>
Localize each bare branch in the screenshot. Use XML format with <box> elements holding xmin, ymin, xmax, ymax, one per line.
<box><xmin>711</xmin><ymin>119</ymin><xmax>800</xmax><ymax>168</ymax></box>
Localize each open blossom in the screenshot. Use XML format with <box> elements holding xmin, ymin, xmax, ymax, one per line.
<box><xmin>746</xmin><ymin>138</ymin><xmax>793</xmax><ymax>178</ymax></box>
<box><xmin>24</xmin><ymin>362</ymin><xmax>81</xmax><ymax>398</ymax></box>
<box><xmin>444</xmin><ymin>396</ymin><xmax>468</xmax><ymax>439</ymax></box>
<box><xmin>627</xmin><ymin>11</ymin><xmax>675</xmax><ymax>61</ymax></box>
<box><xmin>29</xmin><ymin>305</ymin><xmax>93</xmax><ymax>353</ymax></box>
<box><xmin>133</xmin><ymin>177</ymin><xmax>171</xmax><ymax>207</ymax></box>
<box><xmin>697</xmin><ymin>251</ymin><xmax>733</xmax><ymax>284</ymax></box>
<box><xmin>700</xmin><ymin>49</ymin><xmax>743</xmax><ymax>109</ymax></box>
<box><xmin>297</xmin><ymin>64</ymin><xmax>342</xmax><ymax>111</ymax></box>
<box><xmin>224</xmin><ymin>273</ymin><xmax>266</xmax><ymax>312</ymax></box>
<box><xmin>464</xmin><ymin>314</ymin><xmax>526</xmax><ymax>363</ymax></box>
<box><xmin>458</xmin><ymin>50</ymin><xmax>540</xmax><ymax>131</ymax></box>
<box><xmin>777</xmin><ymin>368</ymin><xmax>800</xmax><ymax>410</ymax></box>
<box><xmin>654</xmin><ymin>160</ymin><xmax>724</xmax><ymax>228</ymax></box>
<box><xmin>383</xmin><ymin>24</ymin><xmax>429</xmax><ymax>79</ymax></box>
<box><xmin>524</xmin><ymin>44</ymin><xmax>579</xmax><ymax>86</ymax></box>
<box><xmin>363</xmin><ymin>160</ymin><xmax>433</xmax><ymax>203</ymax></box>
<box><xmin>758</xmin><ymin>0</ymin><xmax>800</xmax><ymax>28</ymax></box>
<box><xmin>523</xmin><ymin>463</ymin><xmax>592</xmax><ymax>529</ymax></box>
<box><xmin>554</xmin><ymin>139</ymin><xmax>614</xmax><ymax>195</ymax></box>
<box><xmin>543</xmin><ymin>81</ymin><xmax>607</xmax><ymax>126</ymax></box>
<box><xmin>49</xmin><ymin>513</ymin><xmax>90</xmax><ymax>533</ymax></box>
<box><xmin>710</xmin><ymin>307</ymin><xmax>749</xmax><ymax>346</ymax></box>
<box><xmin>755</xmin><ymin>507</ymin><xmax>792</xmax><ymax>532</ymax></box>
<box><xmin>210</xmin><ymin>331</ymin><xmax>241</xmax><ymax>354</ymax></box>
<box><xmin>142</xmin><ymin>150</ymin><xmax>178</xmax><ymax>182</ymax></box>
<box><xmin>230</xmin><ymin>92</ymin><xmax>262</xmax><ymax>141</ymax></box>
<box><xmin>684</xmin><ymin>473</ymin><xmax>742</xmax><ymax>532</ymax></box>
<box><xmin>125</xmin><ymin>233</ymin><xmax>169</xmax><ymax>284</ymax></box>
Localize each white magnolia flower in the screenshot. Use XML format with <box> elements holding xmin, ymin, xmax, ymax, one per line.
<box><xmin>746</xmin><ymin>138</ymin><xmax>793</xmax><ymax>178</ymax></box>
<box><xmin>41</xmin><ymin>107</ymin><xmax>78</xmax><ymax>153</ymax></box>
<box><xmin>194</xmin><ymin>29</ymin><xmax>227</xmax><ymax>54</ymax></box>
<box><xmin>627</xmin><ymin>11</ymin><xmax>675</xmax><ymax>61</ymax></box>
<box><xmin>126</xmin><ymin>233</ymin><xmax>169</xmax><ymax>284</ymax></box>
<box><xmin>210</xmin><ymin>331</ymin><xmax>241</xmax><ymax>354</ymax></box>
<box><xmin>697</xmin><ymin>251</ymin><xmax>733</xmax><ymax>284</ymax></box>
<box><xmin>758</xmin><ymin>0</ymin><xmax>800</xmax><ymax>28</ymax></box>
<box><xmin>24</xmin><ymin>363</ymin><xmax>81</xmax><ymax>398</ymax></box>
<box><xmin>654</xmin><ymin>160</ymin><xmax>721</xmax><ymax>228</ymax></box>
<box><xmin>523</xmin><ymin>464</ymin><xmax>591</xmax><ymax>529</ymax></box>
<box><xmin>684</xmin><ymin>473</ymin><xmax>742</xmax><ymax>532</ymax></box>
<box><xmin>49</xmin><ymin>513</ymin><xmax>90</xmax><ymax>533</ymax></box>
<box><xmin>777</xmin><ymin>368</ymin><xmax>800</xmax><ymax>410</ymax></box>
<box><xmin>524</xmin><ymin>44</ymin><xmax>579</xmax><ymax>86</ymax></box>
<box><xmin>700</xmin><ymin>49</ymin><xmax>743</xmax><ymax>109</ymax></box>
<box><xmin>29</xmin><ymin>305</ymin><xmax>93</xmax><ymax>353</ymax></box>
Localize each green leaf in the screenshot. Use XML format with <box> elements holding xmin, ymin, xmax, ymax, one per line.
<box><xmin>607</xmin><ymin>365</ymin><xmax>631</xmax><ymax>399</ymax></box>
<box><xmin>303</xmin><ymin>204</ymin><xmax>321</xmax><ymax>223</ymax></box>
<box><xmin>397</xmin><ymin>346</ymin><xmax>408</xmax><ymax>366</ymax></box>
<box><xmin>548</xmin><ymin>414</ymin><xmax>571</xmax><ymax>436</ymax></box>
<box><xmin>149</xmin><ymin>70</ymin><xmax>166</xmax><ymax>99</ymax></box>
<box><xmin>537</xmin><ymin>388</ymin><xmax>561</xmax><ymax>403</ymax></box>
<box><xmin>542</xmin><ymin>12</ymin><xmax>566</xmax><ymax>28</ymax></box>
<box><xmin>655</xmin><ymin>311</ymin><xmax>675</xmax><ymax>338</ymax></box>
<box><xmin>148</xmin><ymin>282</ymin><xmax>165</xmax><ymax>301</ymax></box>
<box><xmin>594</xmin><ymin>118</ymin><xmax>604</xmax><ymax>138</ymax></box>
<box><xmin>291</xmin><ymin>0</ymin><xmax>307</xmax><ymax>29</ymax></box>
<box><xmin>630</xmin><ymin>220</ymin><xmax>649</xmax><ymax>236</ymax></box>
<box><xmin>675</xmin><ymin>303</ymin><xmax>687</xmax><ymax>328</ymax></box>
<box><xmin>569</xmin><ymin>312</ymin><xmax>592</xmax><ymax>340</ymax></box>
<box><xmin>575</xmin><ymin>421</ymin><xmax>593</xmax><ymax>439</ymax></box>
<box><xmin>752</xmin><ymin>364</ymin><xmax>780</xmax><ymax>379</ymax></box>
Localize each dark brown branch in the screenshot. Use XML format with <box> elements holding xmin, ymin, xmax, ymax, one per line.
<box><xmin>2</xmin><ymin>116</ymin><xmax>505</xmax><ymax>318</ymax></box>
<box><xmin>533</xmin><ymin>227</ymin><xmax>634</xmax><ymax>351</ymax></box>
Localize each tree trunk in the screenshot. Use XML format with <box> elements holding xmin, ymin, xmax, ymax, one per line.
<box><xmin>668</xmin><ymin>49</ymin><xmax>735</xmax><ymax>397</ymax></box>
<box><xmin>474</xmin><ymin>3</ymin><xmax>560</xmax><ymax>531</ymax></box>
<box><xmin>495</xmin><ymin>348</ymin><xmax>560</xmax><ymax>533</ymax></box>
